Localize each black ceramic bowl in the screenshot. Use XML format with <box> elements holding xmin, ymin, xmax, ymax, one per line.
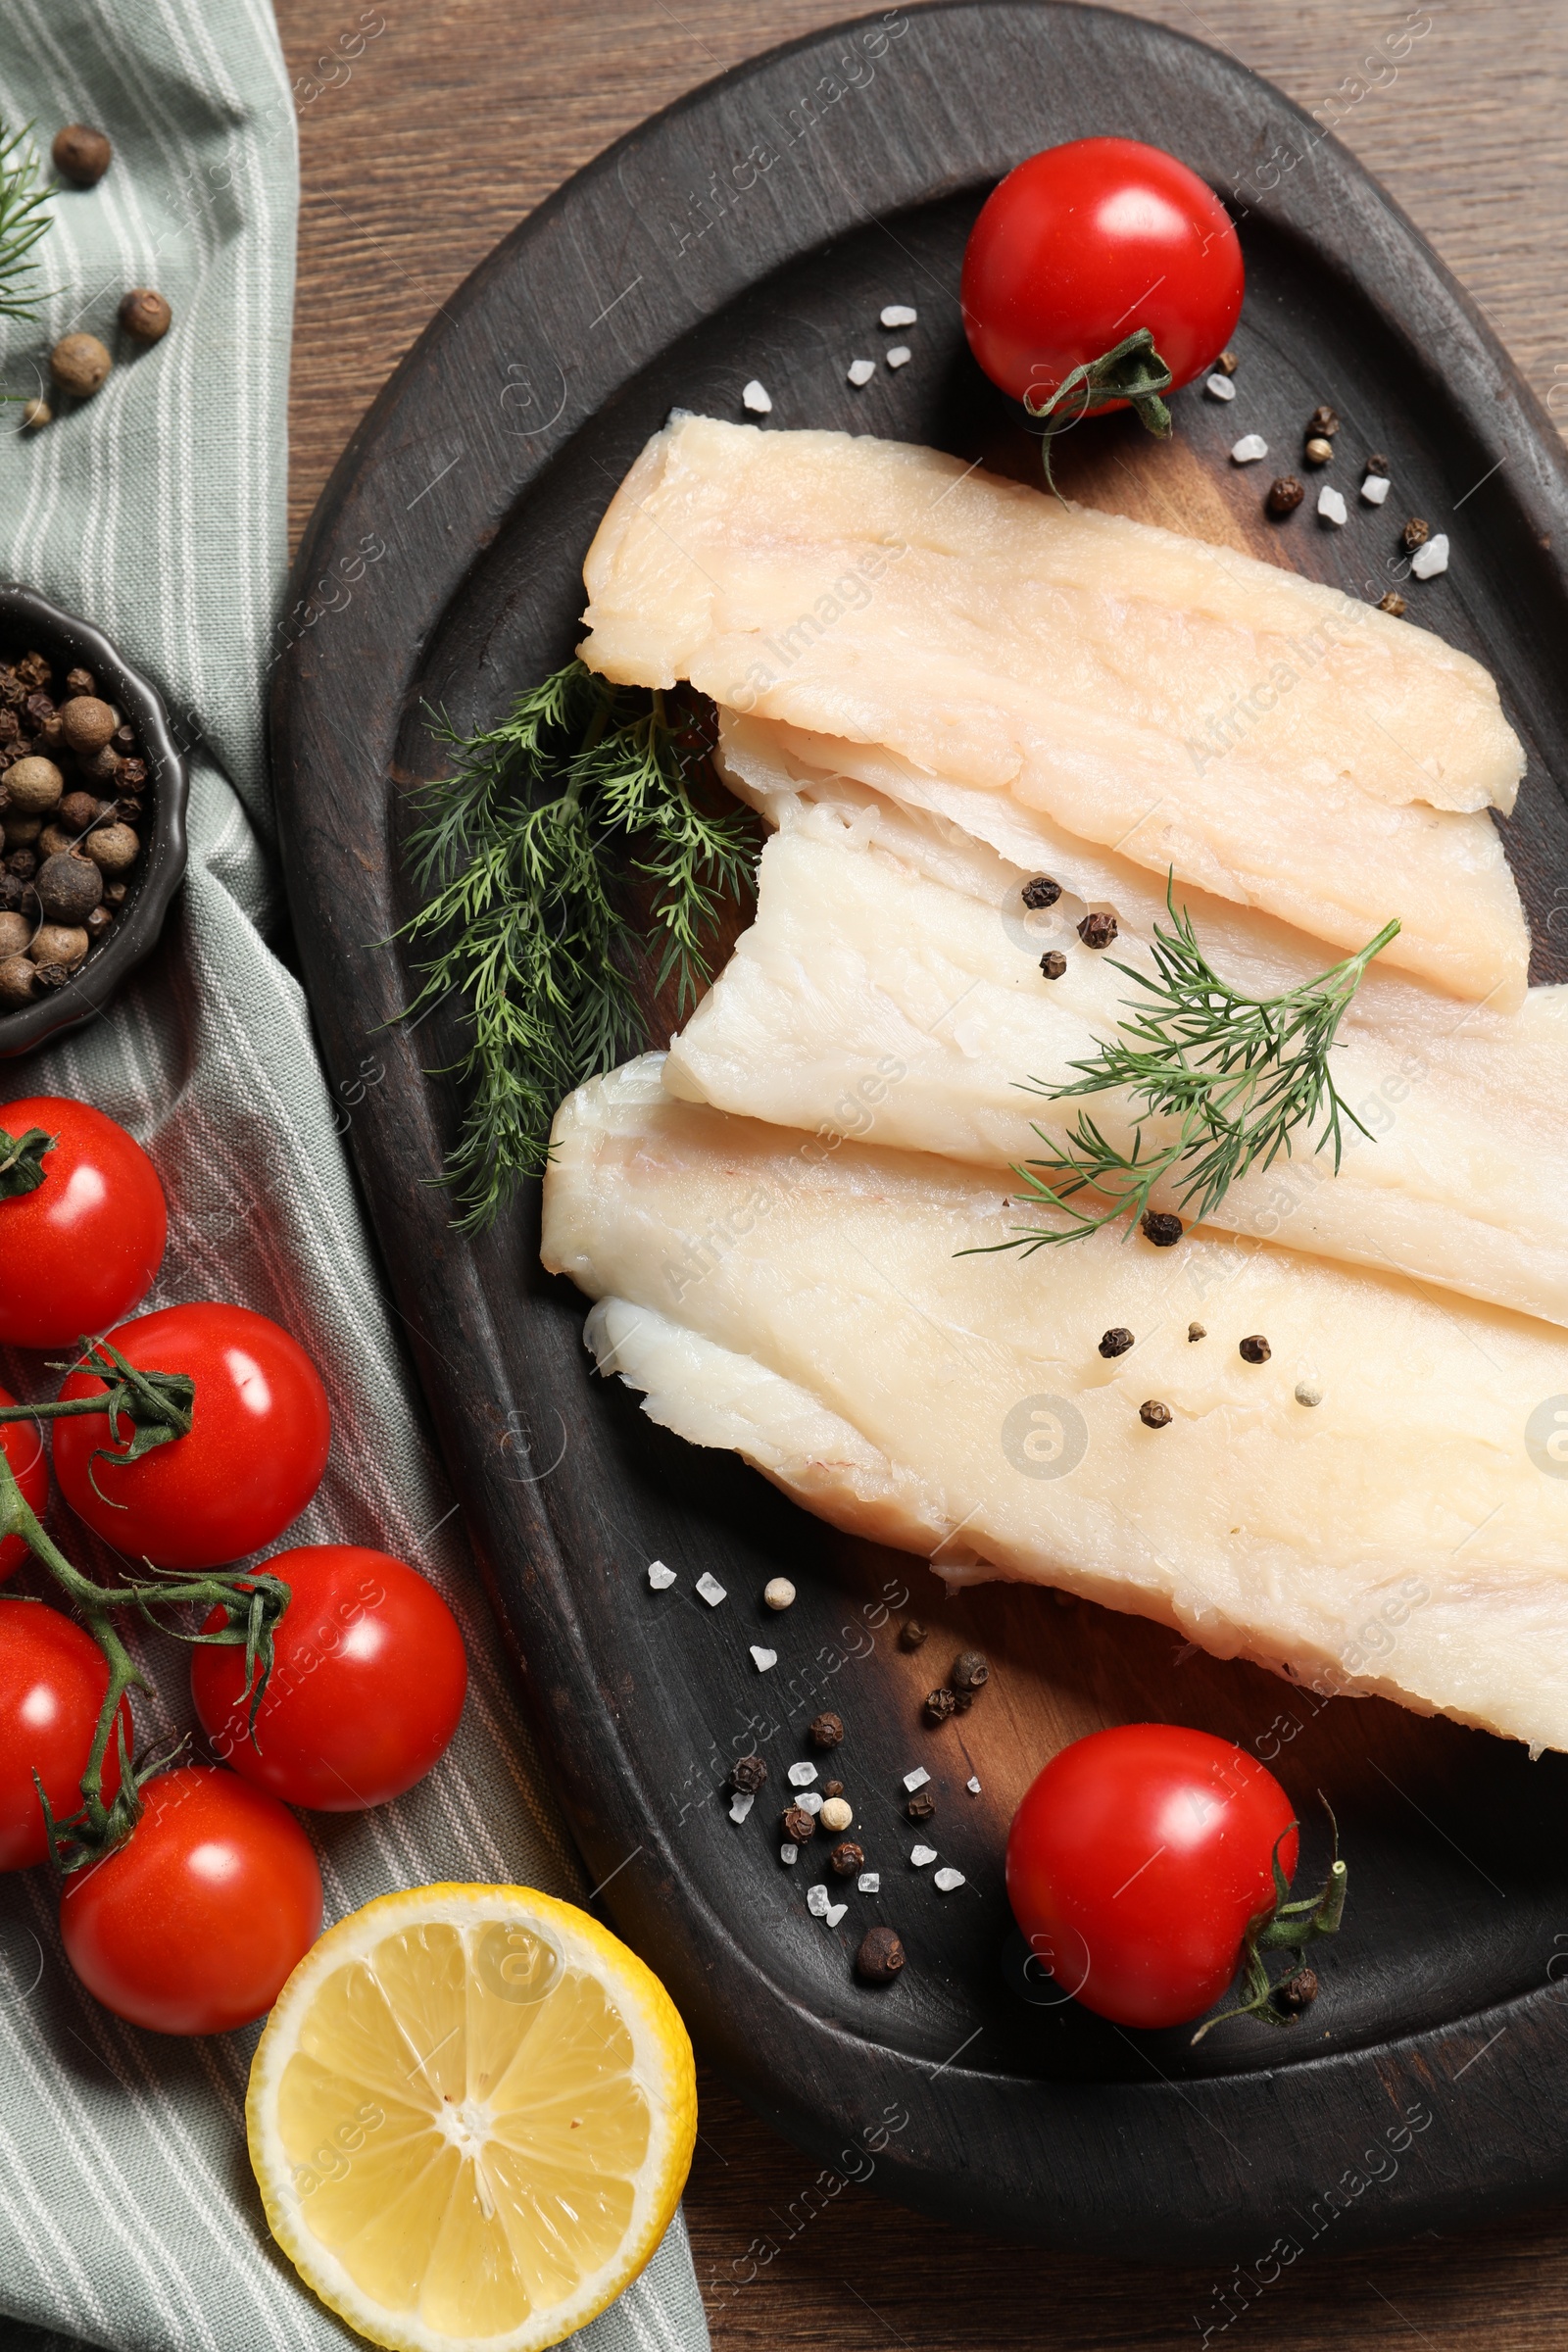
<box><xmin>0</xmin><ymin>581</ymin><xmax>189</xmax><ymax>1056</ymax></box>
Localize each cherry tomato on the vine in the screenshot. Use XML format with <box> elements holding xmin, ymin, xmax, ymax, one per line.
<box><xmin>53</xmin><ymin>1301</ymin><xmax>331</xmax><ymax>1571</ymax></box>
<box><xmin>0</xmin><ymin>1600</ymin><xmax>128</xmax><ymax>1870</ymax></box>
<box><xmin>0</xmin><ymin>1387</ymin><xmax>48</xmax><ymax>1583</ymax></box>
<box><xmin>961</xmin><ymin>137</ymin><xmax>1244</xmax><ymax>414</ymax></box>
<box><xmin>191</xmin><ymin>1544</ymin><xmax>467</xmax><ymax>1810</ymax></box>
<box><xmin>0</xmin><ymin>1097</ymin><xmax>167</xmax><ymax>1349</ymax></box>
<box><xmin>60</xmin><ymin>1765</ymin><xmax>321</xmax><ymax>2034</ymax></box>
<box><xmin>1006</xmin><ymin>1723</ymin><xmax>1298</xmax><ymax>2030</ymax></box>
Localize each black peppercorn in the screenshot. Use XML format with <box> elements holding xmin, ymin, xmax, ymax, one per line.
<box><xmin>730</xmin><ymin>1754</ymin><xmax>767</xmax><ymax>1795</ymax></box>
<box><xmin>1365</xmin><ymin>453</ymin><xmax>1389</xmax><ymax>476</ymax></box>
<box><xmin>899</xmin><ymin>1619</ymin><xmax>928</xmax><ymax>1650</ymax></box>
<box><xmin>1307</xmin><ymin>404</ymin><xmax>1340</xmax><ymax>439</ymax></box>
<box><xmin>906</xmin><ymin>1788</ymin><xmax>935</xmax><ymax>1822</ymax></box>
<box><xmin>0</xmin><ymin>873</ymin><xmax>23</xmax><ymax>914</ymax></box>
<box><xmin>118</xmin><ymin>759</ymin><xmax>147</xmax><ymax>789</ymax></box>
<box><xmin>1021</xmin><ymin>875</ymin><xmax>1060</xmax><ymax>909</ymax></box>
<box><xmin>7</xmin><ymin>850</ymin><xmax>37</xmax><ymax>881</ymax></box>
<box><xmin>1215</xmin><ymin>349</ymin><xmax>1238</xmax><ymax>375</ymax></box>
<box><xmin>1401</xmin><ymin>517</ymin><xmax>1430</xmax><ymax>554</ymax></box>
<box><xmin>808</xmin><ymin>1711</ymin><xmax>844</xmax><ymax>1750</ymax></box>
<box><xmin>830</xmin><ymin>1840</ymin><xmax>864</xmax><ymax>1877</ymax></box>
<box><xmin>1239</xmin><ymin>1334</ymin><xmax>1271</xmax><ymax>1364</ymax></box>
<box><xmin>951</xmin><ymin>1649</ymin><xmax>989</xmax><ymax>1693</ymax></box>
<box><xmin>1099</xmin><ymin>1326</ymin><xmax>1134</xmax><ymax>1359</ymax></box>
<box><xmin>1141</xmin><ymin>1210</ymin><xmax>1182</xmax><ymax>1248</ymax></box>
<box><xmin>1039</xmin><ymin>950</ymin><xmax>1066</xmax><ymax>980</ymax></box>
<box><xmin>1274</xmin><ymin>1966</ymin><xmax>1318</xmax><ymax>2015</ymax></box>
<box><xmin>64</xmin><ymin>667</ymin><xmax>95</xmax><ymax>699</ymax></box>
<box><xmin>1140</xmin><ymin>1399</ymin><xmax>1173</xmax><ymax>1429</ymax></box>
<box><xmin>16</xmin><ymin>654</ymin><xmax>50</xmax><ymax>691</ymax></box>
<box><xmin>856</xmin><ymin>1926</ymin><xmax>906</xmax><ymax>1984</ymax></box>
<box><xmin>821</xmin><ymin>1780</ymin><xmax>844</xmax><ymax>1800</ymax></box>
<box><xmin>924</xmin><ymin>1687</ymin><xmax>956</xmax><ymax>1724</ymax></box>
<box><xmin>1378</xmin><ymin>591</ymin><xmax>1407</xmax><ymax>617</ymax></box>
<box><xmin>23</xmin><ymin>693</ymin><xmax>54</xmax><ymax>731</ymax></box>
<box><xmin>1077</xmin><ymin>910</ymin><xmax>1117</xmax><ymax>950</ymax></box>
<box><xmin>781</xmin><ymin>1805</ymin><xmax>815</xmax><ymax>1842</ymax></box>
<box><xmin>1266</xmin><ymin>475</ymin><xmax>1304</xmax><ymax>516</ymax></box>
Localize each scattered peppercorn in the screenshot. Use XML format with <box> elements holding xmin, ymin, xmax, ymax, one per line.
<box><xmin>1077</xmin><ymin>910</ymin><xmax>1117</xmax><ymax>950</ymax></box>
<box><xmin>50</xmin><ymin>334</ymin><xmax>113</xmax><ymax>399</ymax></box>
<box><xmin>1099</xmin><ymin>1326</ymin><xmax>1134</xmax><ymax>1358</ymax></box>
<box><xmin>1402</xmin><ymin>517</ymin><xmax>1430</xmax><ymax>553</ymax></box>
<box><xmin>1021</xmin><ymin>874</ymin><xmax>1060</xmax><ymax>909</ymax></box>
<box><xmin>20</xmin><ymin>400</ymin><xmax>50</xmax><ymax>431</ymax></box>
<box><xmin>119</xmin><ymin>288</ymin><xmax>172</xmax><ymax>344</ymax></box>
<box><xmin>821</xmin><ymin>1780</ymin><xmax>844</xmax><ymax>1799</ymax></box>
<box><xmin>1378</xmin><ymin>591</ymin><xmax>1407</xmax><ymax>617</ymax></box>
<box><xmin>1239</xmin><ymin>1334</ymin><xmax>1272</xmax><ymax>1364</ymax></box>
<box><xmin>950</xmin><ymin>1650</ymin><xmax>989</xmax><ymax>1693</ymax></box>
<box><xmin>1266</xmin><ymin>476</ymin><xmax>1304</xmax><ymax>515</ymax></box>
<box><xmin>1139</xmin><ymin>1399</ymin><xmax>1172</xmax><ymax>1429</ymax></box>
<box><xmin>830</xmin><ymin>1840</ymin><xmax>864</xmax><ymax>1877</ymax></box>
<box><xmin>781</xmin><ymin>1805</ymin><xmax>815</xmax><ymax>1842</ymax></box>
<box><xmin>1303</xmin><ymin>437</ymin><xmax>1334</xmax><ymax>466</ymax></box>
<box><xmin>1141</xmin><ymin>1210</ymin><xmax>1182</xmax><ymax>1248</ymax></box>
<box><xmin>1215</xmin><ymin>349</ymin><xmax>1238</xmax><ymax>374</ymax></box>
<box><xmin>1273</xmin><ymin>1966</ymin><xmax>1319</xmax><ymax>2015</ymax></box>
<box><xmin>820</xmin><ymin>1796</ymin><xmax>854</xmax><ymax>1833</ymax></box>
<box><xmin>1294</xmin><ymin>1380</ymin><xmax>1323</xmax><ymax>1408</ymax></box>
<box><xmin>899</xmin><ymin>1619</ymin><xmax>928</xmax><ymax>1650</ymax></box>
<box><xmin>1307</xmin><ymin>405</ymin><xmax>1340</xmax><ymax>438</ymax></box>
<box><xmin>52</xmin><ymin>124</ymin><xmax>112</xmax><ymax>187</ymax></box>
<box><xmin>1039</xmin><ymin>950</ymin><xmax>1066</xmax><ymax>980</ymax></box>
<box><xmin>1188</xmin><ymin>1321</ymin><xmax>1206</xmax><ymax>1343</ymax></box>
<box><xmin>856</xmin><ymin>1926</ymin><xmax>906</xmax><ymax>1984</ymax></box>
<box><xmin>730</xmin><ymin>1755</ymin><xmax>767</xmax><ymax>1795</ymax></box>
<box><xmin>906</xmin><ymin>1788</ymin><xmax>936</xmax><ymax>1822</ymax></box>
<box><xmin>1365</xmin><ymin>453</ymin><xmax>1389</xmax><ymax>475</ymax></box>
<box><xmin>924</xmin><ymin>1687</ymin><xmax>956</xmax><ymax>1723</ymax></box>
<box><xmin>809</xmin><ymin>1711</ymin><xmax>844</xmax><ymax>1750</ymax></box>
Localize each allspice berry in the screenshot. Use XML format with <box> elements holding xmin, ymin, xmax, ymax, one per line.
<box><xmin>0</xmin><ymin>954</ymin><xmax>36</xmax><ymax>1006</ymax></box>
<box><xmin>951</xmin><ymin>1649</ymin><xmax>990</xmax><ymax>1694</ymax></box>
<box><xmin>20</xmin><ymin>399</ymin><xmax>51</xmax><ymax>431</ymax></box>
<box><xmin>58</xmin><ymin>791</ymin><xmax>106</xmax><ymax>833</ymax></box>
<box><xmin>50</xmin><ymin>334</ymin><xmax>113</xmax><ymax>399</ymax></box>
<box><xmin>119</xmin><ymin>288</ymin><xmax>172</xmax><ymax>343</ymax></box>
<box><xmin>35</xmin><ymin>853</ymin><xmax>102</xmax><ymax>926</ymax></box>
<box><xmin>60</xmin><ymin>695</ymin><xmax>118</xmax><ymax>754</ymax></box>
<box><xmin>52</xmin><ymin>124</ymin><xmax>113</xmax><ymax>187</ymax></box>
<box><xmin>856</xmin><ymin>1926</ymin><xmax>906</xmax><ymax>1985</ymax></box>
<box><xmin>28</xmin><ymin>922</ymin><xmax>88</xmax><ymax>969</ymax></box>
<box><xmin>0</xmin><ymin>912</ymin><xmax>31</xmax><ymax>958</ymax></box>
<box><xmin>5</xmin><ymin>756</ymin><xmax>63</xmax><ymax>813</ymax></box>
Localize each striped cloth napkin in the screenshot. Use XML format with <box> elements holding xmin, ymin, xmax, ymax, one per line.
<box><xmin>0</xmin><ymin>8</ymin><xmax>709</xmax><ymax>2351</ymax></box>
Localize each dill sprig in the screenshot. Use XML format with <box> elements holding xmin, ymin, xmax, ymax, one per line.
<box><xmin>0</xmin><ymin>121</ymin><xmax>53</xmax><ymax>327</ymax></box>
<box><xmin>399</xmin><ymin>658</ymin><xmax>758</xmax><ymax>1230</ymax></box>
<box><xmin>977</xmin><ymin>883</ymin><xmax>1400</xmax><ymax>1254</ymax></box>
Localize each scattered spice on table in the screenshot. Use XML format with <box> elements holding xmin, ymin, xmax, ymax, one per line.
<box><xmin>1077</xmin><ymin>910</ymin><xmax>1117</xmax><ymax>949</ymax></box>
<box><xmin>950</xmin><ymin>1650</ymin><xmax>989</xmax><ymax>1696</ymax></box>
<box><xmin>52</xmin><ymin>123</ymin><xmax>111</xmax><ymax>186</ymax></box>
<box><xmin>1099</xmin><ymin>1326</ymin><xmax>1134</xmax><ymax>1358</ymax></box>
<box><xmin>50</xmin><ymin>333</ymin><xmax>111</xmax><ymax>397</ymax></box>
<box><xmin>1021</xmin><ymin>874</ymin><xmax>1060</xmax><ymax>908</ymax></box>
<box><xmin>906</xmin><ymin>1788</ymin><xmax>936</xmax><ymax>1822</ymax></box>
<box><xmin>730</xmin><ymin>1755</ymin><xmax>767</xmax><ymax>1794</ymax></box>
<box><xmin>1188</xmin><ymin>1321</ymin><xmax>1206</xmax><ymax>1343</ymax></box>
<box><xmin>899</xmin><ymin>1619</ymin><xmax>928</xmax><ymax>1650</ymax></box>
<box><xmin>1306</xmin><ymin>404</ymin><xmax>1340</xmax><ymax>439</ymax></box>
<box><xmin>1039</xmin><ymin>950</ymin><xmax>1066</xmax><ymax>980</ymax></box>
<box><xmin>119</xmin><ymin>287</ymin><xmax>172</xmax><ymax>343</ymax></box>
<box><xmin>819</xmin><ymin>1797</ymin><xmax>853</xmax><ymax>1833</ymax></box>
<box><xmin>1295</xmin><ymin>1380</ymin><xmax>1324</xmax><ymax>1407</ymax></box>
<box><xmin>1274</xmin><ymin>1966</ymin><xmax>1318</xmax><ymax>2014</ymax></box>
<box><xmin>808</xmin><ymin>1711</ymin><xmax>843</xmax><ymax>1749</ymax></box>
<box><xmin>1267</xmin><ymin>474</ymin><xmax>1304</xmax><ymax>515</ymax></box>
<box><xmin>821</xmin><ymin>1780</ymin><xmax>844</xmax><ymax>1799</ymax></box>
<box><xmin>830</xmin><ymin>1840</ymin><xmax>864</xmax><ymax>1876</ymax></box>
<box><xmin>1140</xmin><ymin>1399</ymin><xmax>1173</xmax><ymax>1429</ymax></box>
<box><xmin>762</xmin><ymin>1576</ymin><xmax>795</xmax><ymax>1610</ymax></box>
<box><xmin>924</xmin><ymin>1687</ymin><xmax>956</xmax><ymax>1723</ymax></box>
<box><xmin>1141</xmin><ymin>1210</ymin><xmax>1182</xmax><ymax>1248</ymax></box>
<box><xmin>1379</xmin><ymin>590</ymin><xmax>1407</xmax><ymax>616</ymax></box>
<box><xmin>1239</xmin><ymin>1333</ymin><xmax>1272</xmax><ymax>1364</ymax></box>
<box><xmin>1303</xmin><ymin>436</ymin><xmax>1333</xmax><ymax>466</ymax></box>
<box><xmin>857</xmin><ymin>1926</ymin><xmax>905</xmax><ymax>1984</ymax></box>
<box><xmin>781</xmin><ymin>1805</ymin><xmax>815</xmax><ymax>1842</ymax></box>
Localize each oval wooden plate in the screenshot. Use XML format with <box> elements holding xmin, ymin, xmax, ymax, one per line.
<box><xmin>271</xmin><ymin>2</ymin><xmax>1568</xmax><ymax>2260</ymax></box>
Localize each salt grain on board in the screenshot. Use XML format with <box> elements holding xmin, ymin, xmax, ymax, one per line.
<box><xmin>695</xmin><ymin>1572</ymin><xmax>726</xmax><ymax>1606</ymax></box>
<box><xmin>1361</xmin><ymin>472</ymin><xmax>1392</xmax><ymax>506</ymax></box>
<box><xmin>881</xmin><ymin>305</ymin><xmax>917</xmax><ymax>327</ymax></box>
<box><xmin>1317</xmin><ymin>485</ymin><xmax>1348</xmax><ymax>526</ymax></box>
<box><xmin>824</xmin><ymin>1902</ymin><xmax>848</xmax><ymax>1928</ymax></box>
<box><xmin>966</xmin><ymin>1777</ymin><xmax>982</xmax><ymax>1795</ymax></box>
<box><xmin>788</xmin><ymin>1761</ymin><xmax>818</xmax><ymax>1788</ymax></box>
<box><xmin>1230</xmin><ymin>434</ymin><xmax>1268</xmax><ymax>464</ymax></box>
<box><xmin>742</xmin><ymin>379</ymin><xmax>772</xmax><ymax>415</ymax></box>
<box><xmin>934</xmin><ymin>1868</ymin><xmax>966</xmax><ymax>1893</ymax></box>
<box><xmin>1205</xmin><ymin>373</ymin><xmax>1237</xmax><ymax>401</ymax></box>
<box><xmin>749</xmin><ymin>1645</ymin><xmax>778</xmax><ymax>1673</ymax></box>
<box><xmin>910</xmin><ymin>1845</ymin><xmax>938</xmax><ymax>1867</ymax></box>
<box><xmin>886</xmin><ymin>346</ymin><xmax>911</xmax><ymax>369</ymax></box>
<box><xmin>847</xmin><ymin>358</ymin><xmax>876</xmax><ymax>387</ymax></box>
<box><xmin>647</xmin><ymin>1561</ymin><xmax>676</xmax><ymax>1590</ymax></box>
<box><xmin>729</xmin><ymin>1791</ymin><xmax>755</xmax><ymax>1823</ymax></box>
<box><xmin>903</xmin><ymin>1767</ymin><xmax>931</xmax><ymax>1792</ymax></box>
<box><xmin>1411</xmin><ymin>533</ymin><xmax>1449</xmax><ymax>579</ymax></box>
<box><xmin>780</xmin><ymin>1842</ymin><xmax>798</xmax><ymax>1865</ymax></box>
<box><xmin>798</xmin><ymin>1790</ymin><xmax>824</xmax><ymax>1815</ymax></box>
<box><xmin>858</xmin><ymin>1872</ymin><xmax>880</xmax><ymax>1893</ymax></box>
<box><xmin>807</xmin><ymin>1884</ymin><xmax>830</xmax><ymax>1917</ymax></box>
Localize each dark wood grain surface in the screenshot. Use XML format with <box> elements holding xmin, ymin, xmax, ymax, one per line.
<box><xmin>271</xmin><ymin>4</ymin><xmax>1568</xmax><ymax>2344</ymax></box>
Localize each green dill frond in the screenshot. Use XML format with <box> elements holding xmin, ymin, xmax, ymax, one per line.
<box><xmin>0</xmin><ymin>122</ymin><xmax>53</xmax><ymax>327</ymax></box>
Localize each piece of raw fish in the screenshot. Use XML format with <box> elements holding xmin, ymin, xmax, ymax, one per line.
<box><xmin>578</xmin><ymin>416</ymin><xmax>1528</xmax><ymax>1005</ymax></box>
<box><xmin>664</xmin><ymin>795</ymin><xmax>1568</xmax><ymax>1326</ymax></box>
<box><xmin>541</xmin><ymin>1059</ymin><xmax>1568</xmax><ymax>1756</ymax></box>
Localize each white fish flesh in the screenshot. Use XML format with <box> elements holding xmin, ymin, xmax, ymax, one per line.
<box><xmin>664</xmin><ymin>792</ymin><xmax>1568</xmax><ymax>1326</ymax></box>
<box><xmin>578</xmin><ymin>415</ymin><xmax>1528</xmax><ymax>1005</ymax></box>
<box><xmin>541</xmin><ymin>1059</ymin><xmax>1568</xmax><ymax>1756</ymax></box>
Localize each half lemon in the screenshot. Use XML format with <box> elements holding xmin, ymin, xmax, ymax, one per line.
<box><xmin>247</xmin><ymin>1883</ymin><xmax>697</xmax><ymax>2352</ymax></box>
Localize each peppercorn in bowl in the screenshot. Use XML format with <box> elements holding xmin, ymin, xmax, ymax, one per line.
<box><xmin>0</xmin><ymin>582</ymin><xmax>187</xmax><ymax>1053</ymax></box>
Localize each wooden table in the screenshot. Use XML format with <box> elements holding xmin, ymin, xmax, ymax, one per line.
<box><xmin>272</xmin><ymin>5</ymin><xmax>1568</xmax><ymax>2344</ymax></box>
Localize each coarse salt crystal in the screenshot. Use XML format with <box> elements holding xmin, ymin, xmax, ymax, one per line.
<box><xmin>881</xmin><ymin>305</ymin><xmax>917</xmax><ymax>327</ymax></box>
<box><xmin>729</xmin><ymin>1791</ymin><xmax>755</xmax><ymax>1823</ymax></box>
<box><xmin>1230</xmin><ymin>434</ymin><xmax>1268</xmax><ymax>465</ymax></box>
<box><xmin>780</xmin><ymin>1841</ymin><xmax>798</xmax><ymax>1865</ymax></box>
<box><xmin>1411</xmin><ymin>533</ymin><xmax>1449</xmax><ymax>579</ymax></box>
<box><xmin>787</xmin><ymin>1761</ymin><xmax>818</xmax><ymax>1788</ymax></box>
<box><xmin>1317</xmin><ymin>485</ymin><xmax>1348</xmax><ymax>526</ymax></box>
<box><xmin>798</xmin><ymin>1790</ymin><xmax>823</xmax><ymax>1815</ymax></box>
<box><xmin>695</xmin><ymin>1572</ymin><xmax>726</xmax><ymax>1606</ymax></box>
<box><xmin>749</xmin><ymin>1645</ymin><xmax>777</xmax><ymax>1673</ymax></box>
<box><xmin>858</xmin><ymin>1872</ymin><xmax>880</xmax><ymax>1893</ymax></box>
<box><xmin>847</xmin><ymin>358</ymin><xmax>876</xmax><ymax>387</ymax></box>
<box><xmin>823</xmin><ymin>1902</ymin><xmax>848</xmax><ymax>1928</ymax></box>
<box><xmin>910</xmin><ymin>1845</ymin><xmax>938</xmax><ymax>1867</ymax></box>
<box><xmin>742</xmin><ymin>379</ymin><xmax>772</xmax><ymax>415</ymax></box>
<box><xmin>647</xmin><ymin>1561</ymin><xmax>675</xmax><ymax>1590</ymax></box>
<box><xmin>1205</xmin><ymin>373</ymin><xmax>1237</xmax><ymax>401</ymax></box>
<box><xmin>934</xmin><ymin>1867</ymin><xmax>966</xmax><ymax>1892</ymax></box>
<box><xmin>886</xmin><ymin>346</ymin><xmax>911</xmax><ymax>369</ymax></box>
<box><xmin>966</xmin><ymin>1776</ymin><xmax>982</xmax><ymax>1795</ymax></box>
<box><xmin>903</xmin><ymin>1767</ymin><xmax>930</xmax><ymax>1792</ymax></box>
<box><xmin>1361</xmin><ymin>472</ymin><xmax>1391</xmax><ymax>505</ymax></box>
<box><xmin>807</xmin><ymin>1883</ymin><xmax>830</xmax><ymax>1916</ymax></box>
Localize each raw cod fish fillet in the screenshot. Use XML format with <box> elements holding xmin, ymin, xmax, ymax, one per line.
<box><xmin>541</xmin><ymin>1059</ymin><xmax>1568</xmax><ymax>1756</ymax></box>
<box><xmin>578</xmin><ymin>415</ymin><xmax>1528</xmax><ymax>1006</ymax></box>
<box><xmin>664</xmin><ymin>791</ymin><xmax>1568</xmax><ymax>1326</ymax></box>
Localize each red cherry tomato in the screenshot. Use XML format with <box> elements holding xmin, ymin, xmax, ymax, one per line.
<box><xmin>1006</xmin><ymin>1723</ymin><xmax>1298</xmax><ymax>2030</ymax></box>
<box><xmin>60</xmin><ymin>1766</ymin><xmax>321</xmax><ymax>2034</ymax></box>
<box><xmin>0</xmin><ymin>1386</ymin><xmax>48</xmax><ymax>1583</ymax></box>
<box><xmin>0</xmin><ymin>1600</ymin><xmax>127</xmax><ymax>1870</ymax></box>
<box><xmin>191</xmin><ymin>1544</ymin><xmax>467</xmax><ymax>1810</ymax></box>
<box><xmin>53</xmin><ymin>1302</ymin><xmax>331</xmax><ymax>1571</ymax></box>
<box><xmin>0</xmin><ymin>1097</ymin><xmax>167</xmax><ymax>1349</ymax></box>
<box><xmin>961</xmin><ymin>137</ymin><xmax>1244</xmax><ymax>414</ymax></box>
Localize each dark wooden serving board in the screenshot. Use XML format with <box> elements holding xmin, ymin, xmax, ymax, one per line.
<box><xmin>270</xmin><ymin>2</ymin><xmax>1568</xmax><ymax>2261</ymax></box>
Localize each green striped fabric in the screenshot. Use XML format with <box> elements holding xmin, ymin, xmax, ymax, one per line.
<box><xmin>0</xmin><ymin>8</ymin><xmax>709</xmax><ymax>2350</ymax></box>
